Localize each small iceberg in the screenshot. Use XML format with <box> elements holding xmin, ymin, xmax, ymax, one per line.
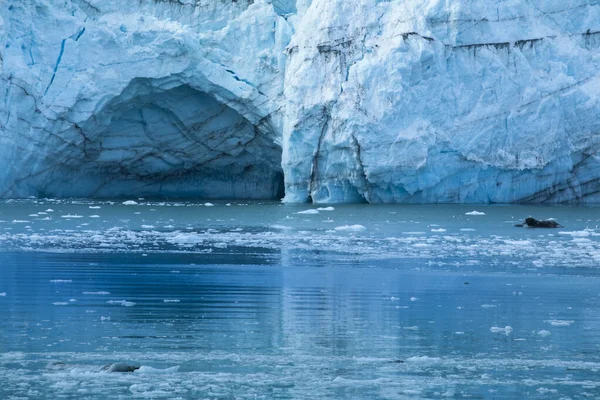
<box><xmin>465</xmin><ymin>211</ymin><xmax>486</xmax><ymax>216</ymax></box>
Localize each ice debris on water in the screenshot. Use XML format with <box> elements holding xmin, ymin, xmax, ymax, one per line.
<box><xmin>334</xmin><ymin>225</ymin><xmax>366</xmax><ymax>232</ymax></box>
<box><xmin>545</xmin><ymin>320</ymin><xmax>574</xmax><ymax>327</ymax></box>
<box><xmin>107</xmin><ymin>300</ymin><xmax>136</xmax><ymax>307</ymax></box>
<box><xmin>465</xmin><ymin>211</ymin><xmax>486</xmax><ymax>216</ymax></box>
<box><xmin>490</xmin><ymin>326</ymin><xmax>513</xmax><ymax>334</ymax></box>
<box><xmin>297</xmin><ymin>209</ymin><xmax>319</xmax><ymax>215</ymax></box>
<box><xmin>123</xmin><ymin>201</ymin><xmax>138</xmax><ymax>206</ymax></box>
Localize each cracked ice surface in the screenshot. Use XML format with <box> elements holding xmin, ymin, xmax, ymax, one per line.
<box><xmin>3</xmin><ymin>0</ymin><xmax>600</xmax><ymax>202</ymax></box>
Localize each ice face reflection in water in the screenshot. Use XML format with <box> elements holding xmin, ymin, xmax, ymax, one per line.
<box><xmin>0</xmin><ymin>200</ymin><xmax>600</xmax><ymax>399</ymax></box>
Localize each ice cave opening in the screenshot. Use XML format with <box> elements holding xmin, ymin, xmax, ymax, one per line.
<box><xmin>46</xmin><ymin>79</ymin><xmax>285</xmax><ymax>200</ymax></box>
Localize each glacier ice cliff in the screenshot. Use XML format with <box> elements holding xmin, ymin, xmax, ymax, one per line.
<box><xmin>2</xmin><ymin>0</ymin><xmax>600</xmax><ymax>202</ymax></box>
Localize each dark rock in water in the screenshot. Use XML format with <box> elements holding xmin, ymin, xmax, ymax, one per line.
<box><xmin>515</xmin><ymin>217</ymin><xmax>562</xmax><ymax>228</ymax></box>
<box><xmin>100</xmin><ymin>363</ymin><xmax>141</xmax><ymax>373</ymax></box>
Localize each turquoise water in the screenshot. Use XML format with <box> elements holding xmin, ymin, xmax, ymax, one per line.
<box><xmin>1</xmin><ymin>200</ymin><xmax>600</xmax><ymax>399</ymax></box>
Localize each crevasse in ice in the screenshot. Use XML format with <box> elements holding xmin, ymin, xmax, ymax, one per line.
<box><xmin>2</xmin><ymin>0</ymin><xmax>600</xmax><ymax>203</ymax></box>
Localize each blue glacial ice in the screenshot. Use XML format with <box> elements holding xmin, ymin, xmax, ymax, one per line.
<box><xmin>2</xmin><ymin>0</ymin><xmax>600</xmax><ymax>203</ymax></box>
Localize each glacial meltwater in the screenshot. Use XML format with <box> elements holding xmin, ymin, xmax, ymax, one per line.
<box><xmin>1</xmin><ymin>199</ymin><xmax>600</xmax><ymax>399</ymax></box>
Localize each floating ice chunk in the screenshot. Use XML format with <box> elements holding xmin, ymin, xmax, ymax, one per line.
<box><xmin>61</xmin><ymin>214</ymin><xmax>83</xmax><ymax>218</ymax></box>
<box><xmin>390</xmin><ymin>296</ymin><xmax>399</xmax><ymax>301</ymax></box>
<box><xmin>53</xmin><ymin>302</ymin><xmax>69</xmax><ymax>306</ymax></box>
<box><xmin>82</xmin><ymin>291</ymin><xmax>110</xmax><ymax>295</ymax></box>
<box><xmin>317</xmin><ymin>206</ymin><xmax>335</xmax><ymax>211</ymax></box>
<box><xmin>271</xmin><ymin>225</ymin><xmax>292</xmax><ymax>230</ymax></box>
<box><xmin>122</xmin><ymin>201</ymin><xmax>138</xmax><ymax>205</ymax></box>
<box><xmin>12</xmin><ymin>220</ymin><xmax>29</xmax><ymax>223</ymax></box>
<box><xmin>559</xmin><ymin>231</ymin><xmax>591</xmax><ymax>237</ymax></box>
<box><xmin>69</xmin><ymin>299</ymin><xmax>77</xmax><ymax>302</ymax></box>
<box><xmin>334</xmin><ymin>224</ymin><xmax>366</xmax><ymax>232</ymax></box>
<box><xmin>431</xmin><ymin>228</ymin><xmax>447</xmax><ymax>233</ymax></box>
<box><xmin>204</xmin><ymin>202</ymin><xmax>215</xmax><ymax>207</ymax></box>
<box><xmin>141</xmin><ymin>225</ymin><xmax>154</xmax><ymax>229</ymax></box>
<box><xmin>89</xmin><ymin>215</ymin><xmax>100</xmax><ymax>218</ymax></box>
<box><xmin>28</xmin><ymin>214</ymin><xmax>38</xmax><ymax>217</ymax></box>
<box><xmin>0</xmin><ymin>292</ymin><xmax>6</xmax><ymax>297</ymax></box>
<box><xmin>101</xmin><ymin>316</ymin><xmax>111</xmax><ymax>321</ymax></box>
<box><xmin>490</xmin><ymin>326</ymin><xmax>513</xmax><ymax>334</ymax></box>
<box><xmin>107</xmin><ymin>300</ymin><xmax>136</xmax><ymax>307</ymax></box>
<box><xmin>50</xmin><ymin>279</ymin><xmax>72</xmax><ymax>283</ymax></box>
<box><xmin>466</xmin><ymin>211</ymin><xmax>486</xmax><ymax>216</ymax></box>
<box><xmin>297</xmin><ymin>209</ymin><xmax>319</xmax><ymax>214</ymax></box>
<box><xmin>135</xmin><ymin>365</ymin><xmax>180</xmax><ymax>374</ymax></box>
<box><xmin>481</xmin><ymin>304</ymin><xmax>497</xmax><ymax>308</ymax></box>
<box><xmin>537</xmin><ymin>330</ymin><xmax>552</xmax><ymax>337</ymax></box>
<box><xmin>89</xmin><ymin>206</ymin><xmax>101</xmax><ymax>209</ymax></box>
<box><xmin>460</xmin><ymin>228</ymin><xmax>476</xmax><ymax>232</ymax></box>
<box><xmin>405</xmin><ymin>356</ymin><xmax>441</xmax><ymax>363</ymax></box>
<box><xmin>545</xmin><ymin>319</ymin><xmax>574</xmax><ymax>327</ymax></box>
<box><xmin>163</xmin><ymin>299</ymin><xmax>180</xmax><ymax>303</ymax></box>
<box><xmin>46</xmin><ymin>209</ymin><xmax>54</xmax><ymax>212</ymax></box>
<box><xmin>410</xmin><ymin>297</ymin><xmax>419</xmax><ymax>301</ymax></box>
<box><xmin>537</xmin><ymin>388</ymin><xmax>558</xmax><ymax>394</ymax></box>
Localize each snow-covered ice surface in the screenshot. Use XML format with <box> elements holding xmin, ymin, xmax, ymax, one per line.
<box><xmin>1</xmin><ymin>200</ymin><xmax>600</xmax><ymax>398</ymax></box>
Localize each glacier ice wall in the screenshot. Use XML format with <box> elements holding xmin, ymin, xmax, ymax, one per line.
<box><xmin>0</xmin><ymin>0</ymin><xmax>291</xmax><ymax>198</ymax></box>
<box><xmin>2</xmin><ymin>0</ymin><xmax>600</xmax><ymax>202</ymax></box>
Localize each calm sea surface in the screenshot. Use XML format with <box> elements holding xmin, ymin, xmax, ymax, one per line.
<box><xmin>0</xmin><ymin>199</ymin><xmax>599</xmax><ymax>399</ymax></box>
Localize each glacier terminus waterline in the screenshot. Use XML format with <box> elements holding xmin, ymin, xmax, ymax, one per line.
<box><xmin>2</xmin><ymin>0</ymin><xmax>600</xmax><ymax>203</ymax></box>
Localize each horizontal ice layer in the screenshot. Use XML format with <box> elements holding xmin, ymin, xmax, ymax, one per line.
<box><xmin>2</xmin><ymin>0</ymin><xmax>600</xmax><ymax>202</ymax></box>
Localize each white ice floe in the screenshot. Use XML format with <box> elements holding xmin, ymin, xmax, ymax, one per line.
<box><xmin>50</xmin><ymin>280</ymin><xmax>72</xmax><ymax>283</ymax></box>
<box><xmin>204</xmin><ymin>203</ymin><xmax>215</xmax><ymax>207</ymax></box>
<box><xmin>0</xmin><ymin>292</ymin><xmax>6</xmax><ymax>297</ymax></box>
<box><xmin>61</xmin><ymin>214</ymin><xmax>83</xmax><ymax>218</ymax></box>
<box><xmin>297</xmin><ymin>209</ymin><xmax>319</xmax><ymax>215</ymax></box>
<box><xmin>82</xmin><ymin>291</ymin><xmax>111</xmax><ymax>295</ymax></box>
<box><xmin>317</xmin><ymin>207</ymin><xmax>335</xmax><ymax>211</ymax></box>
<box><xmin>537</xmin><ymin>330</ymin><xmax>552</xmax><ymax>337</ymax></box>
<box><xmin>544</xmin><ymin>319</ymin><xmax>574</xmax><ymax>327</ymax></box>
<box><xmin>122</xmin><ymin>201</ymin><xmax>138</xmax><ymax>206</ymax></box>
<box><xmin>490</xmin><ymin>326</ymin><xmax>513</xmax><ymax>334</ymax></box>
<box><xmin>465</xmin><ymin>211</ymin><xmax>486</xmax><ymax>216</ymax></box>
<box><xmin>107</xmin><ymin>300</ymin><xmax>136</xmax><ymax>307</ymax></box>
<box><xmin>431</xmin><ymin>228</ymin><xmax>447</xmax><ymax>233</ymax></box>
<box><xmin>141</xmin><ymin>225</ymin><xmax>155</xmax><ymax>229</ymax></box>
<box><xmin>163</xmin><ymin>299</ymin><xmax>181</xmax><ymax>303</ymax></box>
<box><xmin>271</xmin><ymin>225</ymin><xmax>293</xmax><ymax>230</ymax></box>
<box><xmin>334</xmin><ymin>225</ymin><xmax>366</xmax><ymax>232</ymax></box>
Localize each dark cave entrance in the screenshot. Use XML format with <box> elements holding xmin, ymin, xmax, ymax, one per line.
<box><xmin>58</xmin><ymin>79</ymin><xmax>285</xmax><ymax>200</ymax></box>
